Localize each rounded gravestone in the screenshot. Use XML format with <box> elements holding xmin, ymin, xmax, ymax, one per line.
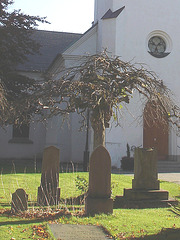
<box><xmin>88</xmin><ymin>145</ymin><xmax>111</xmax><ymax>198</ymax></box>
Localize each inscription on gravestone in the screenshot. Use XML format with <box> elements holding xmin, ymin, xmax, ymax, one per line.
<box><xmin>37</xmin><ymin>146</ymin><xmax>60</xmax><ymax>206</ymax></box>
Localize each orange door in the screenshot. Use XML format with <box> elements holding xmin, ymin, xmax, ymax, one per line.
<box><xmin>143</xmin><ymin>101</ymin><xmax>169</xmax><ymax>160</ymax></box>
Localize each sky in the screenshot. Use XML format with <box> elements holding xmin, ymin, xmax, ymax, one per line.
<box><xmin>9</xmin><ymin>0</ymin><xmax>94</xmax><ymax>33</ymax></box>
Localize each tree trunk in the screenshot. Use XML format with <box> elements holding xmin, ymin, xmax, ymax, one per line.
<box><xmin>93</xmin><ymin>124</ymin><xmax>105</xmax><ymax>149</ymax></box>
<box><xmin>90</xmin><ymin>108</ymin><xmax>111</xmax><ymax>150</ymax></box>
<box><xmin>91</xmin><ymin>114</ymin><xmax>105</xmax><ymax>149</ymax></box>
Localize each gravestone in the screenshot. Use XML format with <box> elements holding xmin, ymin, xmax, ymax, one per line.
<box><xmin>11</xmin><ymin>188</ymin><xmax>28</xmax><ymax>213</ymax></box>
<box><xmin>114</xmin><ymin>148</ymin><xmax>178</xmax><ymax>208</ymax></box>
<box><xmin>132</xmin><ymin>148</ymin><xmax>160</xmax><ymax>190</ymax></box>
<box><xmin>85</xmin><ymin>145</ymin><xmax>113</xmax><ymax>215</ymax></box>
<box><xmin>37</xmin><ymin>146</ymin><xmax>60</xmax><ymax>206</ymax></box>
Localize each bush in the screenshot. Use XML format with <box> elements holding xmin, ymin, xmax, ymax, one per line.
<box><xmin>121</xmin><ymin>156</ymin><xmax>134</xmax><ymax>171</ymax></box>
<box><xmin>75</xmin><ymin>175</ymin><xmax>88</xmax><ymax>194</ymax></box>
<box><xmin>120</xmin><ymin>143</ymin><xmax>134</xmax><ymax>171</ymax></box>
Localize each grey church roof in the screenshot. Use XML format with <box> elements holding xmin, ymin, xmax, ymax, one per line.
<box><xmin>17</xmin><ymin>30</ymin><xmax>82</xmax><ymax>72</ymax></box>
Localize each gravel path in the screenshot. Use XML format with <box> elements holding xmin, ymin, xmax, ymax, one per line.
<box><xmin>158</xmin><ymin>173</ymin><xmax>180</xmax><ymax>185</ymax></box>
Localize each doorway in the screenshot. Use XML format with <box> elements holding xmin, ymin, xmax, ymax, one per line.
<box><xmin>143</xmin><ymin>101</ymin><xmax>169</xmax><ymax>160</ymax></box>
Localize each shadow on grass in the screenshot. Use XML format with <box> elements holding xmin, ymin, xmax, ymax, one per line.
<box><xmin>0</xmin><ymin>159</ymin><xmax>42</xmax><ymax>174</ymax></box>
<box><xmin>0</xmin><ymin>218</ymin><xmax>43</xmax><ymax>226</ymax></box>
<box><xmin>0</xmin><ymin>203</ymin><xmax>10</xmax><ymax>207</ymax></box>
<box><xmin>132</xmin><ymin>228</ymin><xmax>180</xmax><ymax>240</ymax></box>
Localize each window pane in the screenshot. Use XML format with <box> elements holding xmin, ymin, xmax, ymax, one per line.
<box><xmin>13</xmin><ymin>124</ymin><xmax>29</xmax><ymax>138</ymax></box>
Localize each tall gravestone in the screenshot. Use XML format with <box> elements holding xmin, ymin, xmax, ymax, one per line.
<box><xmin>11</xmin><ymin>188</ymin><xmax>28</xmax><ymax>213</ymax></box>
<box><xmin>85</xmin><ymin>145</ymin><xmax>113</xmax><ymax>215</ymax></box>
<box><xmin>37</xmin><ymin>146</ymin><xmax>60</xmax><ymax>206</ymax></box>
<box><xmin>114</xmin><ymin>148</ymin><xmax>178</xmax><ymax>208</ymax></box>
<box><xmin>123</xmin><ymin>148</ymin><xmax>169</xmax><ymax>202</ymax></box>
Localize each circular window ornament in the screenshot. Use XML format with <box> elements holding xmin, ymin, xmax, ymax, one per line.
<box><xmin>147</xmin><ymin>31</ymin><xmax>172</xmax><ymax>58</ymax></box>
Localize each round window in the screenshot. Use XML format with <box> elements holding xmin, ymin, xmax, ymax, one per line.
<box><xmin>147</xmin><ymin>31</ymin><xmax>172</xmax><ymax>58</ymax></box>
<box><xmin>148</xmin><ymin>36</ymin><xmax>166</xmax><ymax>55</ymax></box>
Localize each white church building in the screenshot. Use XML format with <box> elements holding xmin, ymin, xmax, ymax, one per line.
<box><xmin>0</xmin><ymin>0</ymin><xmax>180</xmax><ymax>168</ymax></box>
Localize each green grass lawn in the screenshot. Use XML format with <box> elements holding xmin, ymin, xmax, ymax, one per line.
<box><xmin>0</xmin><ymin>172</ymin><xmax>179</xmax><ymax>239</ymax></box>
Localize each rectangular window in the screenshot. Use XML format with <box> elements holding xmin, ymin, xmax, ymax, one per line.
<box><xmin>13</xmin><ymin>124</ymin><xmax>30</xmax><ymax>139</ymax></box>
<box><xmin>9</xmin><ymin>123</ymin><xmax>33</xmax><ymax>144</ymax></box>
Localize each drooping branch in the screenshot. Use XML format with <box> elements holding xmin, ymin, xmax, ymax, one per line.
<box><xmin>29</xmin><ymin>51</ymin><xmax>180</xmax><ymax>140</ymax></box>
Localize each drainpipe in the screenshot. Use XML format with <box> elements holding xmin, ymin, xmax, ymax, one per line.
<box><xmin>83</xmin><ymin>109</ymin><xmax>90</xmax><ymax>171</ymax></box>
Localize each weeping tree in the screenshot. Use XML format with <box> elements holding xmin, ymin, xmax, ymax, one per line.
<box><xmin>37</xmin><ymin>51</ymin><xmax>180</xmax><ymax>149</ymax></box>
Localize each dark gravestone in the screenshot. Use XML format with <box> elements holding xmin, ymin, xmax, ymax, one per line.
<box><xmin>11</xmin><ymin>188</ymin><xmax>28</xmax><ymax>213</ymax></box>
<box><xmin>85</xmin><ymin>145</ymin><xmax>113</xmax><ymax>215</ymax></box>
<box><xmin>37</xmin><ymin>146</ymin><xmax>60</xmax><ymax>206</ymax></box>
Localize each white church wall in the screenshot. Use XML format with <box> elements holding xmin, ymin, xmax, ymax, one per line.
<box><xmin>63</xmin><ymin>25</ymin><xmax>97</xmax><ymax>56</ymax></box>
<box><xmin>114</xmin><ymin>0</ymin><xmax>180</xmax><ymax>93</ymax></box>
<box><xmin>0</xmin><ymin>70</ymin><xmax>46</xmax><ymax>160</ymax></box>
<box><xmin>113</xmin><ymin>0</ymin><xmax>126</xmax><ymax>10</ymax></box>
<box><xmin>51</xmin><ymin>0</ymin><xmax>180</xmax><ymax>165</ymax></box>
<box><xmin>105</xmin><ymin>92</ymin><xmax>144</xmax><ymax>167</ymax></box>
<box><xmin>96</xmin><ymin>0</ymin><xmax>180</xmax><ymax>162</ymax></box>
<box><xmin>45</xmin><ymin>114</ymin><xmax>72</xmax><ymax>163</ymax></box>
<box><xmin>94</xmin><ymin>0</ymin><xmax>113</xmax><ymax>24</ymax></box>
<box><xmin>45</xmin><ymin>116</ymin><xmax>62</xmax><ymax>148</ymax></box>
<box><xmin>44</xmin><ymin>109</ymin><xmax>88</xmax><ymax>164</ymax></box>
<box><xmin>46</xmin><ymin>43</ymin><xmax>95</xmax><ymax>164</ymax></box>
<box><xmin>71</xmin><ymin>112</ymin><xmax>89</xmax><ymax>163</ymax></box>
<box><xmin>56</xmin><ymin>120</ymin><xmax>72</xmax><ymax>163</ymax></box>
<box><xmin>0</xmin><ymin>122</ymin><xmax>46</xmax><ymax>159</ymax></box>
<box><xmin>97</xmin><ymin>0</ymin><xmax>180</xmax><ymax>96</ymax></box>
<box><xmin>5</xmin><ymin>0</ymin><xmax>179</xmax><ymax>165</ymax></box>
<box><xmin>101</xmin><ymin>18</ymin><xmax>116</xmax><ymax>55</ymax></box>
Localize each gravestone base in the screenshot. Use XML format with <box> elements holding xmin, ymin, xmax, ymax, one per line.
<box><xmin>114</xmin><ymin>188</ymin><xmax>178</xmax><ymax>209</ymax></box>
<box><xmin>114</xmin><ymin>195</ymin><xmax>178</xmax><ymax>209</ymax></box>
<box><xmin>124</xmin><ymin>188</ymin><xmax>169</xmax><ymax>200</ymax></box>
<box><xmin>37</xmin><ymin>186</ymin><xmax>60</xmax><ymax>206</ymax></box>
<box><xmin>132</xmin><ymin>179</ymin><xmax>160</xmax><ymax>190</ymax></box>
<box><xmin>85</xmin><ymin>196</ymin><xmax>113</xmax><ymax>215</ymax></box>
